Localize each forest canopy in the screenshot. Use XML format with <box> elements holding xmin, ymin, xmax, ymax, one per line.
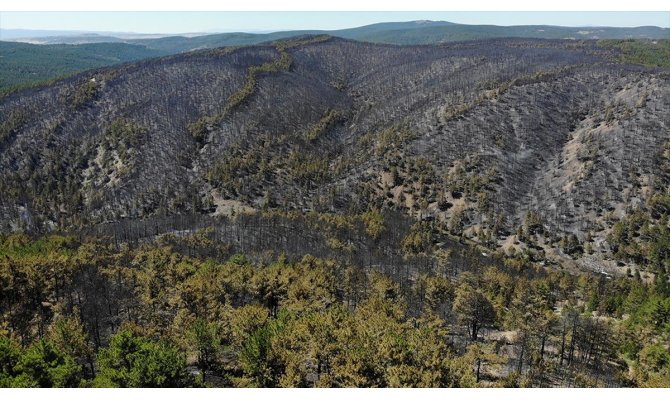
<box><xmin>0</xmin><ymin>232</ymin><xmax>668</xmax><ymax>387</ymax></box>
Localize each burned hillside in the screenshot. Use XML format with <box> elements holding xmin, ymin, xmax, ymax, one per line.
<box><xmin>0</xmin><ymin>37</ymin><xmax>669</xmax><ymax>274</ymax></box>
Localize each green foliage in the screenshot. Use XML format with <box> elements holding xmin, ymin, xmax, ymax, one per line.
<box><xmin>0</xmin><ymin>334</ymin><xmax>23</xmax><ymax>387</ymax></box>
<box><xmin>46</xmin><ymin>315</ymin><xmax>94</xmax><ymax>374</ymax></box>
<box><xmin>0</xmin><ymin>334</ymin><xmax>83</xmax><ymax>388</ymax></box>
<box><xmin>598</xmin><ymin>39</ymin><xmax>670</xmax><ymax>69</ymax></box>
<box><xmin>0</xmin><ymin>41</ymin><xmax>162</xmax><ymax>95</ymax></box>
<box><xmin>0</xmin><ymin>233</ymin><xmax>77</xmax><ymax>258</ymax></box>
<box><xmin>15</xmin><ymin>339</ymin><xmax>82</xmax><ymax>388</ymax></box>
<box><xmin>187</xmin><ymin>318</ymin><xmax>223</xmax><ymax>378</ymax></box>
<box><xmin>94</xmin><ymin>325</ymin><xmax>193</xmax><ymax>388</ymax></box>
<box><xmin>238</xmin><ymin>311</ymin><xmax>288</xmax><ymax>387</ymax></box>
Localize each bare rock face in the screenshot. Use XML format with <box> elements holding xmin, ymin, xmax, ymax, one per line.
<box><xmin>0</xmin><ymin>37</ymin><xmax>668</xmax><ymax>271</ymax></box>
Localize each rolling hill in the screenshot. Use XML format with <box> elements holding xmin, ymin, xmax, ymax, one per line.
<box><xmin>1</xmin><ymin>20</ymin><xmax>668</xmax><ymax>93</ymax></box>
<box><xmin>0</xmin><ymin>41</ymin><xmax>167</xmax><ymax>93</ymax></box>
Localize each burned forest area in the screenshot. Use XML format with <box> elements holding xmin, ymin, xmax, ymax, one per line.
<box><xmin>1</xmin><ymin>35</ymin><xmax>670</xmax><ymax>388</ymax></box>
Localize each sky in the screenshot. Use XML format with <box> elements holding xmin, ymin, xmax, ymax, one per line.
<box><xmin>1</xmin><ymin>11</ymin><xmax>669</xmax><ymax>34</ymax></box>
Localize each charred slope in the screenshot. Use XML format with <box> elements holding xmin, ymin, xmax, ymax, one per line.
<box><xmin>0</xmin><ymin>37</ymin><xmax>669</xmax><ymax>271</ymax></box>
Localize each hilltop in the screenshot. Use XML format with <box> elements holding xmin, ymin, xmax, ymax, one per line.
<box><xmin>1</xmin><ymin>20</ymin><xmax>668</xmax><ymax>93</ymax></box>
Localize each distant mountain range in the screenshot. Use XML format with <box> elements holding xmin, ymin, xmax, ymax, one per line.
<box><xmin>0</xmin><ymin>29</ymin><xmax>202</xmax><ymax>41</ymax></box>
<box><xmin>4</xmin><ymin>20</ymin><xmax>668</xmax><ymax>47</ymax></box>
<box><xmin>1</xmin><ymin>20</ymin><xmax>669</xmax><ymax>93</ymax></box>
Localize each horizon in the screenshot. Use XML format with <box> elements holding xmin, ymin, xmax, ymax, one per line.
<box><xmin>1</xmin><ymin>11</ymin><xmax>669</xmax><ymax>36</ymax></box>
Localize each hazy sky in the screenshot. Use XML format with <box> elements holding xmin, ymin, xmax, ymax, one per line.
<box><xmin>1</xmin><ymin>11</ymin><xmax>669</xmax><ymax>34</ymax></box>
